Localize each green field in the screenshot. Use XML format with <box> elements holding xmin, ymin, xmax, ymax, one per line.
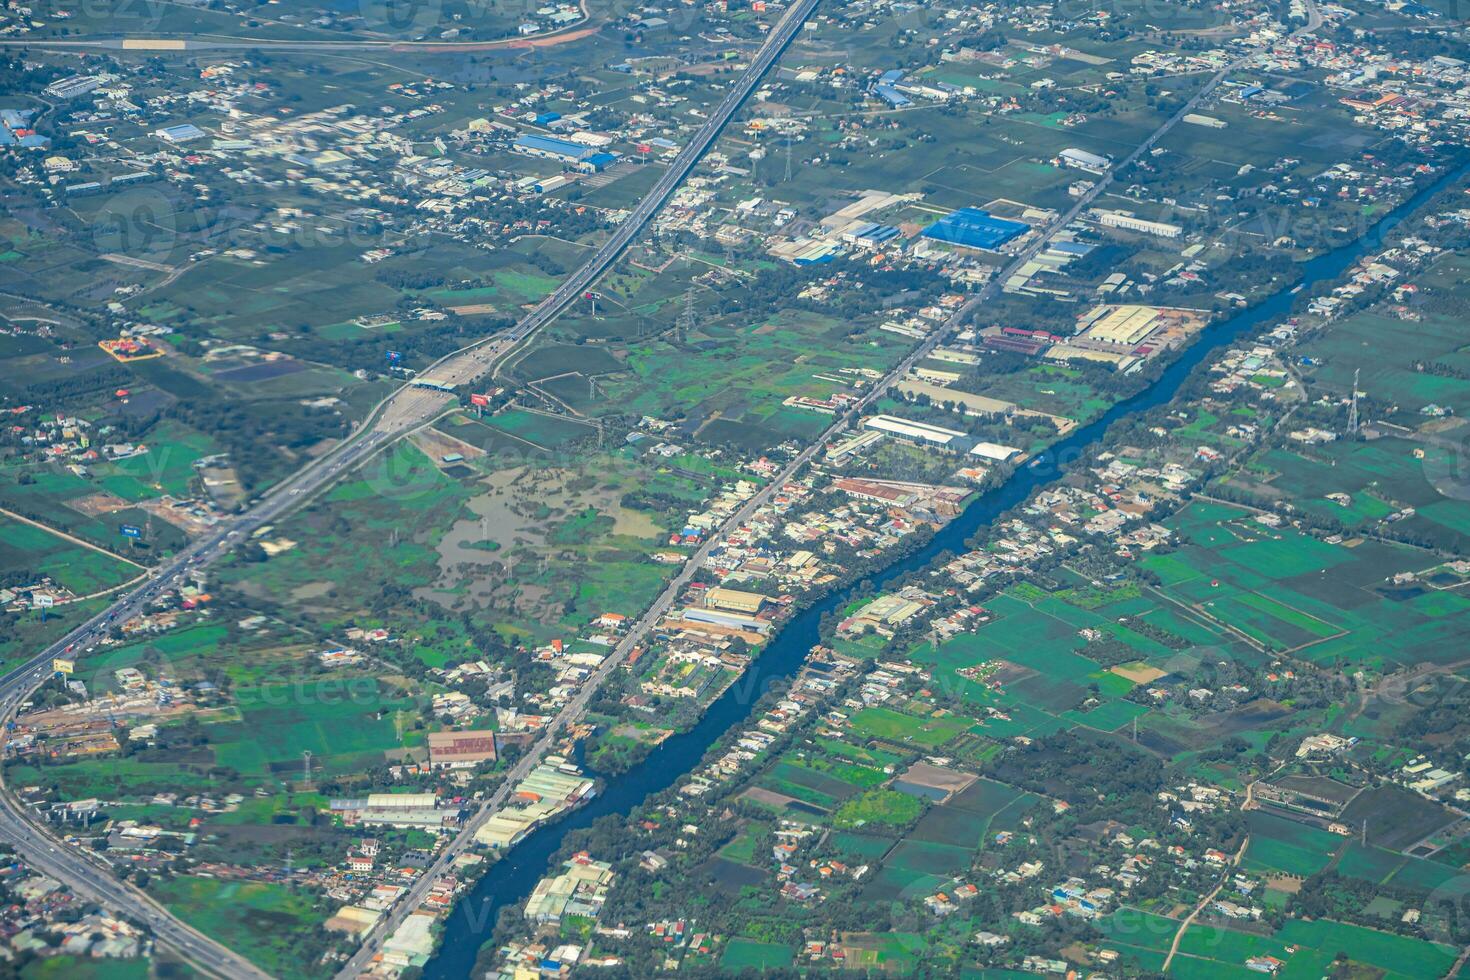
<box><xmin>149</xmin><ymin>876</ymin><xmax>329</xmax><ymax>977</ymax></box>
<box><xmin>719</xmin><ymin>938</ymin><xmax>794</xmax><ymax>971</ymax></box>
<box><xmin>0</xmin><ymin>517</ymin><xmax>139</xmax><ymax>595</ymax></box>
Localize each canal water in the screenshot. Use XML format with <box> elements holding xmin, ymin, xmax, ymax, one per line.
<box><xmin>423</xmin><ymin>164</ymin><xmax>1463</xmax><ymax>978</ymax></box>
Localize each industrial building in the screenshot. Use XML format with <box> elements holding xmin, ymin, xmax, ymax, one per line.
<box><xmin>862</xmin><ymin>414</ymin><xmax>967</xmax><ymax>449</ymax></box>
<box><xmin>154</xmin><ymin>123</ymin><xmax>207</xmax><ymax>144</ymax></box>
<box><xmin>1078</xmin><ymin>304</ymin><xmax>1164</xmax><ymax>346</ymax></box>
<box><xmin>331</xmin><ymin>793</ymin><xmax>456</xmax><ymax>830</ymax></box>
<box><xmin>704</xmin><ymin>587</ymin><xmax>769</xmax><ymax>614</ymax></box>
<box><xmin>1059</xmin><ymin>147</ymin><xmax>1111</xmax><ymax>174</ymax></box>
<box><xmin>922</xmin><ymin>207</ymin><xmax>1030</xmax><ymax>251</ymax></box>
<box><xmin>1098</xmin><ymin>210</ymin><xmax>1182</xmax><ymax>239</ymax></box>
<box><xmin>969</xmin><ymin>441</ymin><xmax>1022</xmax><ymax>463</ymax></box>
<box><xmin>474</xmin><ymin>762</ymin><xmax>596</xmax><ymax>850</ymax></box>
<box><xmin>841</xmin><ymin>221</ymin><xmax>902</xmax><ymax>250</ymax></box>
<box><xmin>1182</xmin><ymin>113</ymin><xmax>1227</xmax><ymax>129</ymax></box>
<box><xmin>524</xmin><ymin>855</ymin><xmax>615</xmax><ymax>925</ymax></box>
<box><xmin>512</xmin><ymin>134</ymin><xmax>618</xmax><ymax>171</ymax></box>
<box><xmin>426</xmin><ymin>730</ymin><xmax>498</xmax><ymax>769</ymax></box>
<box><xmin>513</xmin><ymin>133</ymin><xmax>595</xmax><ymax>162</ymax></box>
<box><xmin>44</xmin><ymin>75</ymin><xmax>102</xmax><ymax>99</ymax></box>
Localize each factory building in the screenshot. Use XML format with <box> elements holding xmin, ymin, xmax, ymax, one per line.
<box><xmin>1059</xmin><ymin>147</ymin><xmax>1111</xmax><ymax>174</ymax></box>
<box><xmin>921</xmin><ymin>207</ymin><xmax>1030</xmax><ymax>251</ymax></box>
<box><xmin>1099</xmin><ymin>210</ymin><xmax>1182</xmax><ymax>239</ymax></box>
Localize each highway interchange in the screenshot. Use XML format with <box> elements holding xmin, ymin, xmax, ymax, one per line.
<box><xmin>0</xmin><ymin>0</ymin><xmax>1322</xmax><ymax>974</ymax></box>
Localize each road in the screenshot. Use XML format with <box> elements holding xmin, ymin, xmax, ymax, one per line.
<box><xmin>0</xmin><ymin>2</ymin><xmax>1320</xmax><ymax>973</ymax></box>
<box><xmin>0</xmin><ymin>0</ymin><xmax>595</xmax><ymax>53</ymax></box>
<box><xmin>333</xmin><ymin>2</ymin><xmax>828</xmax><ymax>973</ymax></box>
<box><xmin>0</xmin><ymin>0</ymin><xmax>822</xmax><ymax>975</ymax></box>
<box><xmin>336</xmin><ymin>13</ymin><xmax>1324</xmax><ymax>971</ymax></box>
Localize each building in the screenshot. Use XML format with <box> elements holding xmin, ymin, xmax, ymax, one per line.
<box><xmin>1079</xmin><ymin>304</ymin><xmax>1164</xmax><ymax>346</ymax></box>
<box><xmin>862</xmin><ymin>414</ymin><xmax>966</xmax><ymax>449</ymax></box>
<box><xmin>704</xmin><ymin>587</ymin><xmax>769</xmax><ymax>615</ymax></box>
<box><xmin>841</xmin><ymin>221</ymin><xmax>902</xmax><ymax>250</ymax></box>
<box><xmin>44</xmin><ymin>75</ymin><xmax>102</xmax><ymax>99</ymax></box>
<box><xmin>475</xmin><ymin>763</ymin><xmax>596</xmax><ymax>849</ymax></box>
<box><xmin>969</xmin><ymin>441</ymin><xmax>1022</xmax><ymax>463</ymax></box>
<box><xmin>524</xmin><ymin>854</ymin><xmax>615</xmax><ymax>925</ymax></box>
<box><xmin>1060</xmin><ymin>147</ymin><xmax>1111</xmax><ymax>173</ymax></box>
<box><xmin>577</xmin><ymin>151</ymin><xmax>619</xmax><ymax>173</ymax></box>
<box><xmin>922</xmin><ymin>208</ymin><xmax>1030</xmax><ymax>251</ymax></box>
<box><xmin>1099</xmin><ymin>210</ymin><xmax>1182</xmax><ymax>239</ymax></box>
<box><xmin>154</xmin><ymin>123</ymin><xmax>207</xmax><ymax>144</ymax></box>
<box><xmin>512</xmin><ymin>133</ymin><xmax>597</xmax><ymax>165</ymax></box>
<box><xmin>1182</xmin><ymin>113</ymin><xmax>1227</xmax><ymax>129</ymax></box>
<box><xmin>427</xmin><ymin>730</ymin><xmax>498</xmax><ymax>769</ymax></box>
<box><xmin>331</xmin><ymin>793</ymin><xmax>456</xmax><ymax>829</ymax></box>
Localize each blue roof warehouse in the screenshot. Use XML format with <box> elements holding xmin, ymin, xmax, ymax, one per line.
<box><xmin>921</xmin><ymin>207</ymin><xmax>1030</xmax><ymax>251</ymax></box>
<box><xmin>512</xmin><ymin>134</ymin><xmax>619</xmax><ymax>172</ymax></box>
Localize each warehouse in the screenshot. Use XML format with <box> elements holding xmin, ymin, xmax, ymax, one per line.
<box><xmin>1060</xmin><ymin>147</ymin><xmax>1111</xmax><ymax>173</ymax></box>
<box><xmin>1182</xmin><ymin>113</ymin><xmax>1227</xmax><ymax>129</ymax></box>
<box><xmin>922</xmin><ymin>208</ymin><xmax>1030</xmax><ymax>251</ymax></box>
<box><xmin>704</xmin><ymin>587</ymin><xmax>769</xmax><ymax>614</ymax></box>
<box><xmin>841</xmin><ymin>221</ymin><xmax>902</xmax><ymax>249</ymax></box>
<box><xmin>1099</xmin><ymin>210</ymin><xmax>1182</xmax><ymax>239</ymax></box>
<box><xmin>862</xmin><ymin>414</ymin><xmax>967</xmax><ymax>449</ymax></box>
<box><xmin>1079</xmin><ymin>304</ymin><xmax>1164</xmax><ymax>346</ymax></box>
<box><xmin>513</xmin><ymin>133</ymin><xmax>597</xmax><ymax>165</ymax></box>
<box><xmin>155</xmin><ymin>123</ymin><xmax>206</xmax><ymax>144</ymax></box>
<box><xmin>427</xmin><ymin>730</ymin><xmax>498</xmax><ymax>769</ymax></box>
<box><xmin>969</xmin><ymin>441</ymin><xmax>1022</xmax><ymax>463</ymax></box>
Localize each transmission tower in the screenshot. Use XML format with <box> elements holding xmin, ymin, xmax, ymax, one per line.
<box><xmin>675</xmin><ymin>286</ymin><xmax>697</xmax><ymax>344</ymax></box>
<box><xmin>301</xmin><ymin>749</ymin><xmax>313</xmax><ymax>790</ymax></box>
<box><xmin>1347</xmin><ymin>368</ymin><xmax>1360</xmax><ymax>434</ymax></box>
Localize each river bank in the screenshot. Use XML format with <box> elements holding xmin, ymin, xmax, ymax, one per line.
<box><xmin>420</xmin><ymin>162</ymin><xmax>1465</xmax><ymax>979</ymax></box>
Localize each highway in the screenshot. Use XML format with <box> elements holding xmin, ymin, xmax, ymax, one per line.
<box><xmin>0</xmin><ymin>0</ymin><xmax>823</xmax><ymax>975</ymax></box>
<box><xmin>344</xmin><ymin>15</ymin><xmax>1339</xmax><ymax>970</ymax></box>
<box><xmin>0</xmin><ymin>1</ymin><xmax>1319</xmax><ymax>973</ymax></box>
<box><xmin>332</xmin><ymin>1</ymin><xmax>827</xmax><ymax>973</ymax></box>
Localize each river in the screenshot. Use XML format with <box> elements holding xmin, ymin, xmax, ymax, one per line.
<box><xmin>421</xmin><ymin>163</ymin><xmax>1463</xmax><ymax>978</ymax></box>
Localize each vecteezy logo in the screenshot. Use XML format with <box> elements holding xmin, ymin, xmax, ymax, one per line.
<box><xmin>1374</xmin><ymin>667</ymin><xmax>1468</xmax><ymax>711</ymax></box>
<box><xmin>81</xmin><ymin>0</ymin><xmax>168</xmax><ymax>30</ymax></box>
<box><xmin>362</xmin><ymin>443</ymin><xmax>447</xmax><ymax>504</ymax></box>
<box><xmin>91</xmin><ymin>188</ymin><xmax>178</xmax><ymax>265</ymax></box>
<box><xmin>358</xmin><ymin>0</ymin><xmax>444</xmax><ymax>37</ymax></box>
<box><xmin>1424</xmin><ymin>871</ymin><xmax>1470</xmax><ymax>946</ymax></box>
<box><xmin>1419</xmin><ymin>432</ymin><xmax>1470</xmax><ymax>503</ymax></box>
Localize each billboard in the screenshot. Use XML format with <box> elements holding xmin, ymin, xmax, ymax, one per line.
<box><xmin>120</xmin><ymin>524</ymin><xmax>143</xmax><ymax>538</ymax></box>
<box><xmin>469</xmin><ymin>393</ymin><xmax>490</xmax><ymax>407</ymax></box>
<box><xmin>53</xmin><ymin>658</ymin><xmax>75</xmax><ymax>675</ymax></box>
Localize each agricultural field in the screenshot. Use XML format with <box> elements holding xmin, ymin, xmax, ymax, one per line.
<box><xmin>518</xmin><ymin>299</ymin><xmax>913</xmax><ymax>453</ymax></box>
<box><xmin>1138</xmin><ymin>500</ymin><xmax>1470</xmax><ymax>670</ymax></box>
